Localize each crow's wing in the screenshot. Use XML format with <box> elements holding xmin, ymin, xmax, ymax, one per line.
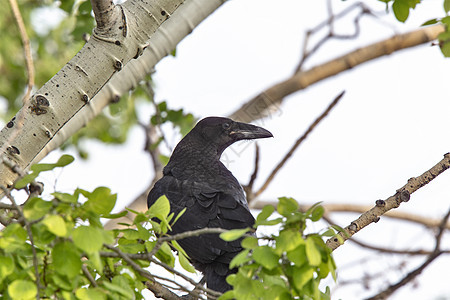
<box><xmin>147</xmin><ymin>175</ymin><xmax>254</xmax><ymax>268</ymax></box>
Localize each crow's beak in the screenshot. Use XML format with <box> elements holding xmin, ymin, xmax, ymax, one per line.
<box><xmin>230</xmin><ymin>122</ymin><xmax>273</xmax><ymax>140</ymax></box>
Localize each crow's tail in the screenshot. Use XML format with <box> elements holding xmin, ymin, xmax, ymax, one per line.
<box><xmin>204</xmin><ymin>263</ymin><xmax>236</xmax><ymax>293</ymax></box>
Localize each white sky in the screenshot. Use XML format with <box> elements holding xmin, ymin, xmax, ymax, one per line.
<box><xmin>34</xmin><ymin>0</ymin><xmax>450</xmax><ymax>299</ymax></box>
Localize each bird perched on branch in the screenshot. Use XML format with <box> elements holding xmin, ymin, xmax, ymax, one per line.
<box><xmin>147</xmin><ymin>116</ymin><xmax>273</xmax><ymax>293</ymax></box>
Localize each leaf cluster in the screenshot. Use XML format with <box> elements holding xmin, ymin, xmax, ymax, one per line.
<box><xmin>220</xmin><ymin>197</ymin><xmax>338</xmax><ymax>300</ymax></box>
<box><xmin>0</xmin><ymin>155</ymin><xmax>193</xmax><ymax>299</ymax></box>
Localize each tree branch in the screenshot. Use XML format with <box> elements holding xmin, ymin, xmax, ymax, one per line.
<box><xmin>326</xmin><ymin>153</ymin><xmax>450</xmax><ymax>251</ymax></box>
<box><xmin>366</xmin><ymin>207</ymin><xmax>450</xmax><ymax>300</ymax></box>
<box><xmin>250</xmin><ymin>201</ymin><xmax>450</xmax><ymax>230</ymax></box>
<box><xmin>253</xmin><ymin>90</ymin><xmax>344</xmax><ymax>199</ymax></box>
<box><xmin>229</xmin><ymin>25</ymin><xmax>444</xmax><ymax>123</ymax></box>
<box><xmin>90</xmin><ymin>0</ymin><xmax>119</xmax><ymax>32</ymax></box>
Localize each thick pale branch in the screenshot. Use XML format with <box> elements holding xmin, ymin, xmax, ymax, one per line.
<box><xmin>90</xmin><ymin>0</ymin><xmax>118</xmax><ymax>31</ymax></box>
<box><xmin>326</xmin><ymin>153</ymin><xmax>450</xmax><ymax>251</ymax></box>
<box><xmin>0</xmin><ymin>0</ymin><xmax>188</xmax><ymax>190</ymax></box>
<box><xmin>229</xmin><ymin>25</ymin><xmax>444</xmax><ymax>123</ymax></box>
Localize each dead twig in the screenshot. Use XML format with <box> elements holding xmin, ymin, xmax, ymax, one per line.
<box><xmin>254</xmin><ymin>90</ymin><xmax>345</xmax><ymax>198</ymax></box>
<box><xmin>366</xmin><ymin>207</ymin><xmax>450</xmax><ymax>300</ymax></box>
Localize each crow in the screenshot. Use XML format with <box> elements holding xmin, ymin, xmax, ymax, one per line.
<box><xmin>147</xmin><ymin>116</ymin><xmax>272</xmax><ymax>293</ymax></box>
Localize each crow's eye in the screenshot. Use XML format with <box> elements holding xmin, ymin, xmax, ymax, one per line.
<box><xmin>222</xmin><ymin>123</ymin><xmax>231</xmax><ymax>130</ymax></box>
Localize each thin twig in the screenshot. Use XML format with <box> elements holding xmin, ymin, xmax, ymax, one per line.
<box><xmin>8</xmin><ymin>0</ymin><xmax>34</xmax><ymax>102</ymax></box>
<box><xmin>148</xmin><ymin>227</ymin><xmax>229</xmax><ymax>259</ymax></box>
<box><xmin>254</xmin><ymin>90</ymin><xmax>345</xmax><ymax>198</ymax></box>
<box><xmin>0</xmin><ymin>186</ymin><xmax>41</xmax><ymax>299</ymax></box>
<box><xmin>296</xmin><ymin>2</ymin><xmax>373</xmax><ymax>72</ymax></box>
<box><xmin>366</xmin><ymin>208</ymin><xmax>450</xmax><ymax>300</ymax></box>
<box><xmin>81</xmin><ymin>264</ymin><xmax>98</xmax><ymax>287</ymax></box>
<box><xmin>103</xmin><ymin>244</ymin><xmax>218</xmax><ymax>299</ymax></box>
<box><xmin>243</xmin><ymin>143</ymin><xmax>259</xmax><ymax>203</ymax></box>
<box><xmin>2</xmin><ymin>0</ymin><xmax>35</xmax><ymax>164</ymax></box>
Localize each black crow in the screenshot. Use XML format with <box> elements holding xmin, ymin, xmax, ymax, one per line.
<box><xmin>147</xmin><ymin>116</ymin><xmax>272</xmax><ymax>293</ymax></box>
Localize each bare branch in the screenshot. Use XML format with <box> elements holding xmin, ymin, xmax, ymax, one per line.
<box><xmin>296</xmin><ymin>2</ymin><xmax>372</xmax><ymax>72</ymax></box>
<box><xmin>8</xmin><ymin>0</ymin><xmax>34</xmax><ymax>103</ymax></box>
<box><xmin>254</xmin><ymin>90</ymin><xmax>344</xmax><ymax>198</ymax></box>
<box><xmin>148</xmin><ymin>227</ymin><xmax>230</xmax><ymax>259</ymax></box>
<box><xmin>326</xmin><ymin>153</ymin><xmax>450</xmax><ymax>251</ymax></box>
<box><xmin>250</xmin><ymin>201</ymin><xmax>450</xmax><ymax>230</ymax></box>
<box><xmin>348</xmin><ymin>237</ymin><xmax>450</xmax><ymax>256</ymax></box>
<box><xmin>243</xmin><ymin>143</ymin><xmax>259</xmax><ymax>202</ymax></box>
<box><xmin>229</xmin><ymin>25</ymin><xmax>444</xmax><ymax>123</ymax></box>
<box><xmin>366</xmin><ymin>208</ymin><xmax>450</xmax><ymax>300</ymax></box>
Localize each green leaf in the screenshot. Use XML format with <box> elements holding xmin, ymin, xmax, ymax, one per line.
<box><xmin>31</xmin><ymin>154</ymin><xmax>74</xmax><ymax>172</ymax></box>
<box><xmin>179</xmin><ymin>252</ymin><xmax>196</xmax><ymax>273</ymax></box>
<box><xmin>0</xmin><ymin>255</ymin><xmax>14</xmax><ymax>280</ymax></box>
<box><xmin>440</xmin><ymin>40</ymin><xmax>450</xmax><ymax>57</ymax></box>
<box><xmin>102</xmin><ymin>211</ymin><xmax>128</xmax><ymax>219</ymax></box>
<box><xmin>277</xmin><ymin>197</ymin><xmax>299</xmax><ymax>216</ymax></box>
<box><xmin>72</xmin><ymin>226</ymin><xmax>104</xmax><ymax>254</ymax></box>
<box><xmin>392</xmin><ymin>0</ymin><xmax>409</xmax><ymax>22</ymax></box>
<box><xmin>229</xmin><ymin>249</ymin><xmax>251</xmax><ymax>269</ymax></box>
<box><xmin>42</xmin><ymin>215</ymin><xmax>67</xmax><ymax>237</ymax></box>
<box><xmin>220</xmin><ymin>228</ymin><xmax>249</xmax><ymax>241</ymax></box>
<box><xmin>53</xmin><ymin>242</ymin><xmax>82</xmax><ymax>278</ymax></box>
<box><xmin>421</xmin><ymin>18</ymin><xmax>438</xmax><ymax>26</ymax></box>
<box><xmin>218</xmin><ymin>290</ymin><xmax>235</xmax><ymax>300</ymax></box>
<box><xmin>53</xmin><ymin>192</ymin><xmax>78</xmax><ymax>203</ymax></box>
<box><xmin>305</xmin><ymin>237</ymin><xmax>322</xmax><ymax>266</ymax></box>
<box><xmin>445</xmin><ymin>0</ymin><xmax>450</xmax><ymax>13</ymax></box>
<box><xmin>252</xmin><ymin>246</ymin><xmax>279</xmax><ymax>270</ymax></box>
<box><xmin>255</xmin><ymin>217</ymin><xmax>283</xmax><ymax>226</ymax></box>
<box><xmin>170</xmin><ymin>240</ymin><xmax>188</xmax><ymax>257</ymax></box>
<box><xmin>255</xmin><ymin>205</ymin><xmax>274</xmax><ymax>225</ymax></box>
<box><xmin>23</xmin><ymin>197</ymin><xmax>52</xmax><ymax>221</ymax></box>
<box><xmin>8</xmin><ymin>280</ymin><xmax>37</xmax><ymax>300</ymax></box>
<box><xmin>75</xmin><ymin>288</ymin><xmax>106</xmax><ymax>300</ymax></box>
<box><xmin>276</xmin><ymin>230</ymin><xmax>304</xmax><ymax>254</ymax></box>
<box><xmin>88</xmin><ymin>251</ymin><xmax>103</xmax><ymax>274</ymax></box>
<box><xmin>155</xmin><ymin>242</ymin><xmax>175</xmax><ymax>267</ymax></box>
<box><xmin>321</xmin><ymin>228</ymin><xmax>336</xmax><ymax>237</ymax></box>
<box><xmin>292</xmin><ymin>265</ymin><xmax>314</xmax><ymax>291</ymax></box>
<box><xmin>82</xmin><ymin>187</ymin><xmax>117</xmax><ymax>215</ymax></box>
<box><xmin>172</xmin><ymin>207</ymin><xmax>186</xmax><ymax>225</ymax></box>
<box><xmin>310</xmin><ymin>205</ymin><xmax>324</xmax><ymax>222</ymax></box>
<box><xmin>103</xmin><ymin>277</ymin><xmax>134</xmax><ymax>298</ymax></box>
<box><xmin>287</xmin><ymin>245</ymin><xmax>307</xmax><ymax>266</ymax></box>
<box><xmin>14</xmin><ymin>173</ymin><xmax>39</xmax><ymax>189</ymax></box>
<box><xmin>241</xmin><ymin>236</ymin><xmax>259</xmax><ymax>249</ymax></box>
<box><xmin>148</xmin><ymin>195</ymin><xmax>170</xmax><ymax>221</ymax></box>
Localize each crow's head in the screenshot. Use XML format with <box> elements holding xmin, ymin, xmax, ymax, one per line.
<box><xmin>193</xmin><ymin>117</ymin><xmax>273</xmax><ymax>155</ymax></box>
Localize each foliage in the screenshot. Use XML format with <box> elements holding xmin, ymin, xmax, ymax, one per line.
<box><xmin>378</xmin><ymin>0</ymin><xmax>450</xmax><ymax>56</ymax></box>
<box><xmin>0</xmin><ymin>156</ymin><xmax>339</xmax><ymax>299</ymax></box>
<box><xmin>0</xmin><ymin>0</ymin><xmax>90</xmax><ymax>120</ymax></box>
<box><xmin>219</xmin><ymin>198</ymin><xmax>336</xmax><ymax>300</ymax></box>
